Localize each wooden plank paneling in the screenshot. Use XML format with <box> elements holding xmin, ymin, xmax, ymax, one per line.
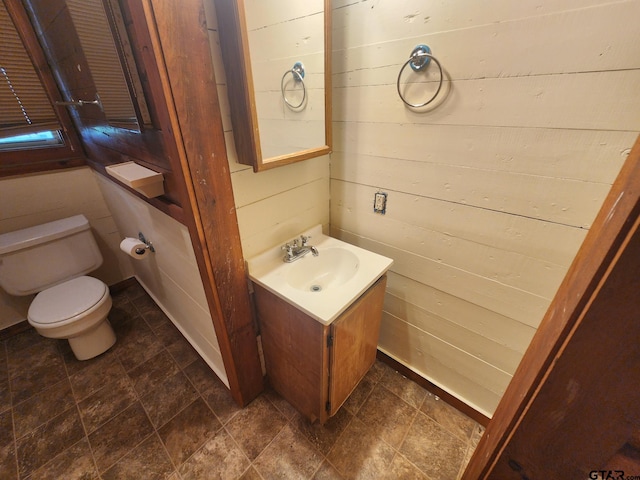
<box><xmin>235</xmin><ymin>176</ymin><xmax>330</xmax><ymax>259</ymax></box>
<box><xmin>333</xmin><ymin>123</ymin><xmax>632</xmax><ymax>185</ymax></box>
<box><xmin>333</xmin><ymin>2</ymin><xmax>640</xmax><ymax>79</ymax></box>
<box><xmin>231</xmin><ymin>155</ymin><xmax>329</xmax><ymax>208</ymax></box>
<box><xmin>330</xmin><ymin>0</ymin><xmax>639</xmax><ymax>417</ymax></box>
<box><xmin>332</xmin><ymin>0</ymin><xmax>618</xmax><ymax>48</ymax></box>
<box><xmin>332</xmin><ymin>181</ymin><xmax>587</xmax><ymax>265</ymax></box>
<box><xmin>378</xmin><ymin>310</ymin><xmax>513</xmax><ymax>399</ymax></box>
<box><xmin>332</xmin><ymin>182</ymin><xmax>574</xmax><ymax>298</ymax></box>
<box><xmin>378</xmin><ymin>317</ymin><xmax>508</xmax><ymax>416</ymax></box>
<box><xmin>333</xmin><ymin>228</ymin><xmax>549</xmax><ymax>328</ymax></box>
<box><xmin>385</xmin><ymin>272</ymin><xmax>536</xmax><ymax>356</ymax></box>
<box><xmin>384</xmin><ymin>292</ymin><xmax>523</xmax><ymax>374</ymax></box>
<box><xmin>334</xmin><ymin>72</ymin><xmax>640</xmax><ymax>131</ymax></box>
<box><xmin>95</xmin><ymin>173</ymin><xmax>229</xmax><ymax>386</ymax></box>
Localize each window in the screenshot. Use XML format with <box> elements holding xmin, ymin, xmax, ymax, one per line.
<box><xmin>0</xmin><ymin>130</ymin><xmax>63</xmax><ymax>151</ymax></box>
<box><xmin>0</xmin><ymin>3</ymin><xmax>61</xmax><ymax>145</ymax></box>
<box><xmin>0</xmin><ymin>0</ymin><xmax>83</xmax><ymax>175</ymax></box>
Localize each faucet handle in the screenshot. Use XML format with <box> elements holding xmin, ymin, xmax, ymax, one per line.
<box><xmin>281</xmin><ymin>243</ymin><xmax>293</xmax><ymax>255</ymax></box>
<box><xmin>300</xmin><ymin>234</ymin><xmax>312</xmax><ymax>246</ymax></box>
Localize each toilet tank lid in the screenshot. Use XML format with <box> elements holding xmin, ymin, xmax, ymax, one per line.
<box><xmin>0</xmin><ymin>215</ymin><xmax>90</xmax><ymax>255</ymax></box>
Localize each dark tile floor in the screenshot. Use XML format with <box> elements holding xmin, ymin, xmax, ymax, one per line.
<box><xmin>0</xmin><ymin>281</ymin><xmax>483</xmax><ymax>479</ymax></box>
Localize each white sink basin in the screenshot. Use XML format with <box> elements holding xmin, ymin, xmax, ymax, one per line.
<box><xmin>247</xmin><ymin>225</ymin><xmax>393</xmax><ymax>325</ymax></box>
<box><xmin>286</xmin><ymin>248</ymin><xmax>359</xmax><ymax>292</ymax></box>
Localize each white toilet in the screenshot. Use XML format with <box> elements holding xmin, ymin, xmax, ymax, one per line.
<box><xmin>0</xmin><ymin>214</ymin><xmax>116</xmax><ymax>360</ymax></box>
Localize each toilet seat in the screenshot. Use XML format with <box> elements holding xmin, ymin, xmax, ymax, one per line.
<box><xmin>28</xmin><ymin>276</ymin><xmax>108</xmax><ymax>326</ymax></box>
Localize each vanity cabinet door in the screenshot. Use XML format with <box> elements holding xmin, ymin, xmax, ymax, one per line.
<box><xmin>254</xmin><ymin>282</ymin><xmax>329</xmax><ymax>422</ymax></box>
<box><xmin>327</xmin><ymin>275</ymin><xmax>386</xmax><ymax>417</ymax></box>
<box><xmin>255</xmin><ymin>274</ymin><xmax>386</xmax><ymax>424</ymax></box>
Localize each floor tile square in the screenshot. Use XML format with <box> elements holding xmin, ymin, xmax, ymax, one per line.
<box><xmin>326</xmin><ymin>416</ymin><xmax>396</xmax><ymax>479</ymax></box>
<box><xmin>183</xmin><ymin>358</ymin><xmax>222</xmax><ymax>394</ymax></box>
<box><xmin>421</xmin><ymin>392</ymin><xmax>477</xmax><ymax>442</ymax></box>
<box><xmin>13</xmin><ymin>378</ymin><xmax>75</xmax><ymax>439</ymax></box>
<box><xmin>380</xmin><ymin>368</ymin><xmax>427</xmax><ymax>409</ymax></box>
<box><xmin>101</xmin><ymin>435</ymin><xmax>175</xmax><ymax>480</ymax></box>
<box><xmin>225</xmin><ymin>396</ymin><xmax>287</xmax><ymax>460</ymax></box>
<box><xmin>68</xmin><ymin>352</ymin><xmax>126</xmax><ymax>401</ymax></box>
<box><xmin>200</xmin><ymin>378</ymin><xmax>243</xmax><ymax>425</ymax></box>
<box><xmin>253</xmin><ymin>424</ymin><xmax>323</xmax><ymax>479</ymax></box>
<box><xmin>400</xmin><ymin>412</ymin><xmax>467</xmax><ymax>480</ymax></box>
<box><xmin>293</xmin><ymin>407</ymin><xmax>352</xmax><ymax>455</ymax></box>
<box><xmin>178</xmin><ymin>429</ymin><xmax>250</xmax><ymax>480</ymax></box>
<box><xmin>356</xmin><ymin>384</ymin><xmax>417</xmax><ymax>446</ymax></box>
<box><xmin>127</xmin><ymin>350</ymin><xmax>180</xmax><ymax>397</ymax></box>
<box><xmin>10</xmin><ymin>356</ymin><xmax>66</xmax><ymax>404</ymax></box>
<box><xmin>78</xmin><ymin>376</ymin><xmax>137</xmax><ymax>434</ymax></box>
<box><xmin>158</xmin><ymin>398</ymin><xmax>222</xmax><ymax>466</ymax></box>
<box><xmin>28</xmin><ymin>438</ymin><xmax>98</xmax><ymax>480</ymax></box>
<box><xmin>165</xmin><ymin>336</ymin><xmax>199</xmax><ymax>368</ymax></box>
<box><xmin>140</xmin><ymin>371</ymin><xmax>199</xmax><ymax>429</ymax></box>
<box><xmin>88</xmin><ymin>402</ymin><xmax>154</xmax><ymax>473</ymax></box>
<box><xmin>15</xmin><ymin>406</ymin><xmax>84</xmax><ymax>477</ymax></box>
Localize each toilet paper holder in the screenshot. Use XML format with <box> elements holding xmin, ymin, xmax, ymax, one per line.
<box><xmin>138</xmin><ymin>232</ymin><xmax>155</xmax><ymax>253</ymax></box>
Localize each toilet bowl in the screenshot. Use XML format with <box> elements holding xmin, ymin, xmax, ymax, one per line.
<box><xmin>28</xmin><ymin>276</ymin><xmax>116</xmax><ymax>360</ymax></box>
<box><xmin>0</xmin><ymin>215</ymin><xmax>117</xmax><ymax>360</ymax></box>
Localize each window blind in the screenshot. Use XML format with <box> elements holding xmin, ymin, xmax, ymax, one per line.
<box><xmin>0</xmin><ymin>1</ymin><xmax>60</xmax><ymax>137</ymax></box>
<box><xmin>66</xmin><ymin>0</ymin><xmax>137</xmax><ymax>127</ymax></box>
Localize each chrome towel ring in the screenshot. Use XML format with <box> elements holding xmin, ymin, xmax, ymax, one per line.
<box><xmin>396</xmin><ymin>45</ymin><xmax>444</xmax><ymax>108</ymax></box>
<box><xmin>281</xmin><ymin>61</ymin><xmax>307</xmax><ymax>109</ymax></box>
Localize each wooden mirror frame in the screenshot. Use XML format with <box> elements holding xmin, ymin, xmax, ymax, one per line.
<box><xmin>214</xmin><ymin>0</ymin><xmax>332</xmax><ymax>172</ymax></box>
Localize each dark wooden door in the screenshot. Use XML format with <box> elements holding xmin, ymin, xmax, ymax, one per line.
<box><xmin>490</xmin><ymin>216</ymin><xmax>640</xmax><ymax>479</ymax></box>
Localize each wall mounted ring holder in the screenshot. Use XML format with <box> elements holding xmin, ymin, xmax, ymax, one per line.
<box><xmin>281</xmin><ymin>61</ymin><xmax>307</xmax><ymax>109</ymax></box>
<box><xmin>396</xmin><ymin>45</ymin><xmax>444</xmax><ymax>108</ymax></box>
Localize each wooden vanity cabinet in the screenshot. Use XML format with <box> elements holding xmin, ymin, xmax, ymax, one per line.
<box><xmin>254</xmin><ymin>275</ymin><xmax>387</xmax><ymax>424</ymax></box>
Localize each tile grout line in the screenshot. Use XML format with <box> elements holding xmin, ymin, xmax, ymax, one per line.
<box><xmin>4</xmin><ymin>340</ymin><xmax>21</xmax><ymax>480</ymax></box>
<box><xmin>94</xmin><ymin>351</ymin><xmax>158</xmax><ymax>478</ymax></box>
<box><xmin>125</xmin><ymin>306</ymin><xmax>187</xmax><ymax>479</ymax></box>
<box><xmin>60</xmin><ymin>343</ymin><xmax>103</xmax><ymax>480</ymax></box>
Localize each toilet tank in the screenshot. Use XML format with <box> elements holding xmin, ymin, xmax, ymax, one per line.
<box><xmin>0</xmin><ymin>215</ymin><xmax>103</xmax><ymax>296</ymax></box>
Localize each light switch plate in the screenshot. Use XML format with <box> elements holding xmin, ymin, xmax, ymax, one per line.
<box><xmin>374</xmin><ymin>192</ymin><xmax>387</xmax><ymax>214</ymax></box>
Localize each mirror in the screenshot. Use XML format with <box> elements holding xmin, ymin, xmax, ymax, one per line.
<box><xmin>215</xmin><ymin>0</ymin><xmax>332</xmax><ymax>172</ymax></box>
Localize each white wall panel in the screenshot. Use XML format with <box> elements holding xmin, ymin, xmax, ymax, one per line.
<box><xmin>331</xmin><ymin>0</ymin><xmax>640</xmax><ymax>416</ymax></box>
<box><xmin>95</xmin><ymin>174</ymin><xmax>229</xmax><ymax>387</ymax></box>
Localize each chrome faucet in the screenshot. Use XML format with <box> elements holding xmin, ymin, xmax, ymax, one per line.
<box><xmin>282</xmin><ymin>235</ymin><xmax>319</xmax><ymax>263</ymax></box>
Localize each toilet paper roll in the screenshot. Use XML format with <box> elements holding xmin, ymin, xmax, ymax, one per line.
<box><xmin>120</xmin><ymin>237</ymin><xmax>149</xmax><ymax>260</ymax></box>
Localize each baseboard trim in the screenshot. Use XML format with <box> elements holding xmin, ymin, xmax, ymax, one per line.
<box><xmin>376</xmin><ymin>350</ymin><xmax>490</xmax><ymax>427</ymax></box>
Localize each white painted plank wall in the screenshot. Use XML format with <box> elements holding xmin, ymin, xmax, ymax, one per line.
<box><xmin>95</xmin><ymin>174</ymin><xmax>230</xmax><ymax>387</ymax></box>
<box><xmin>204</xmin><ymin>1</ymin><xmax>330</xmax><ymax>260</ymax></box>
<box><xmin>331</xmin><ymin>0</ymin><xmax>640</xmax><ymax>416</ymax></box>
